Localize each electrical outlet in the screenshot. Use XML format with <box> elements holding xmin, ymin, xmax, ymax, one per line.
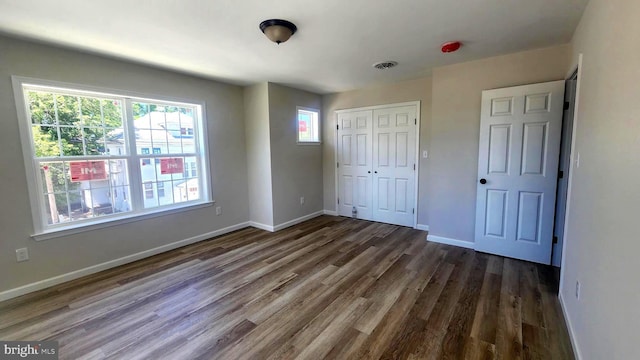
<box><xmin>575</xmin><ymin>281</ymin><xmax>580</xmax><ymax>299</ymax></box>
<box><xmin>215</xmin><ymin>206</ymin><xmax>222</xmax><ymax>216</ymax></box>
<box><xmin>422</xmin><ymin>150</ymin><xmax>428</xmax><ymax>159</ymax></box>
<box><xmin>16</xmin><ymin>248</ymin><xmax>29</xmax><ymax>262</ymax></box>
<box><xmin>300</xmin><ymin>196</ymin><xmax>305</xmax><ymax>205</ymax></box>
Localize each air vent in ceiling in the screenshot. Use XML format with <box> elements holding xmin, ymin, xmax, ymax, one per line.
<box><xmin>372</xmin><ymin>61</ymin><xmax>398</xmax><ymax>70</ymax></box>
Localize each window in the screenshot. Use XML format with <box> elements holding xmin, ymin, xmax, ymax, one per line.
<box><xmin>153</xmin><ymin>147</ymin><xmax>161</xmax><ymax>164</ymax></box>
<box><xmin>157</xmin><ymin>181</ymin><xmax>165</xmax><ymax>198</ymax></box>
<box><xmin>14</xmin><ymin>78</ymin><xmax>211</xmax><ymax>237</ymax></box>
<box><xmin>144</xmin><ymin>182</ymin><xmax>154</xmax><ymax>199</ymax></box>
<box><xmin>297</xmin><ymin>107</ymin><xmax>320</xmax><ymax>144</ymax></box>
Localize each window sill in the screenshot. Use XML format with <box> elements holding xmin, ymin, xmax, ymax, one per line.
<box><xmin>296</xmin><ymin>141</ymin><xmax>322</xmax><ymax>146</ymax></box>
<box><xmin>32</xmin><ymin>201</ymin><xmax>215</xmax><ymax>241</ymax></box>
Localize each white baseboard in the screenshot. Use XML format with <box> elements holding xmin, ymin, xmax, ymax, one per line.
<box><xmin>0</xmin><ymin>222</ymin><xmax>250</xmax><ymax>302</ymax></box>
<box><xmin>249</xmin><ymin>211</ymin><xmax>325</xmax><ymax>233</ymax></box>
<box><xmin>323</xmin><ymin>210</ymin><xmax>338</xmax><ymax>216</ymax></box>
<box><xmin>426</xmin><ymin>234</ymin><xmax>474</xmax><ymax>249</ymax></box>
<box><xmin>248</xmin><ymin>221</ymin><xmax>275</xmax><ymax>232</ymax></box>
<box><xmin>559</xmin><ymin>292</ymin><xmax>582</xmax><ymax>360</ymax></box>
<box><xmin>416</xmin><ymin>224</ymin><xmax>429</xmax><ymax>231</ymax></box>
<box><xmin>273</xmin><ymin>211</ymin><xmax>324</xmax><ymax>232</ymax></box>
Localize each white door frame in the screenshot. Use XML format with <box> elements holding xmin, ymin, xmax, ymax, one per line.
<box><xmin>559</xmin><ymin>54</ymin><xmax>583</xmax><ymax>290</ymax></box>
<box><xmin>334</xmin><ymin>101</ymin><xmax>421</xmax><ymax>228</ymax></box>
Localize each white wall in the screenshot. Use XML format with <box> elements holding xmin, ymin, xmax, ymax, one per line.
<box><xmin>428</xmin><ymin>45</ymin><xmax>569</xmax><ymax>244</ymax></box>
<box><xmin>0</xmin><ymin>36</ymin><xmax>249</xmax><ymax>294</ymax></box>
<box><xmin>244</xmin><ymin>82</ymin><xmax>324</xmax><ymax>228</ymax></box>
<box><xmin>268</xmin><ymin>83</ymin><xmax>323</xmax><ymax>225</ymax></box>
<box><xmin>244</xmin><ymin>83</ymin><xmax>274</xmax><ymax>227</ymax></box>
<box><xmin>560</xmin><ymin>0</ymin><xmax>640</xmax><ymax>358</ymax></box>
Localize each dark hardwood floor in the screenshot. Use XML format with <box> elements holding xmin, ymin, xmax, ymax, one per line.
<box><xmin>0</xmin><ymin>216</ymin><xmax>574</xmax><ymax>359</ymax></box>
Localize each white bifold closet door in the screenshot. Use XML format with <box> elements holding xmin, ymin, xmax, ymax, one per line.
<box><xmin>337</xmin><ymin>104</ymin><xmax>417</xmax><ymax>227</ymax></box>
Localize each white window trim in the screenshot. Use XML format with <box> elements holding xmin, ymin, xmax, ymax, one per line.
<box><xmin>12</xmin><ymin>76</ymin><xmax>214</xmax><ymax>240</ymax></box>
<box><xmin>296</xmin><ymin>106</ymin><xmax>321</xmax><ymax>145</ymax></box>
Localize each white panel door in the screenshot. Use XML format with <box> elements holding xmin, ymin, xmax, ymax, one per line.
<box><xmin>475</xmin><ymin>80</ymin><xmax>564</xmax><ymax>264</ymax></box>
<box><xmin>337</xmin><ymin>110</ymin><xmax>373</xmax><ymax>220</ymax></box>
<box><xmin>372</xmin><ymin>106</ymin><xmax>417</xmax><ymax>227</ymax></box>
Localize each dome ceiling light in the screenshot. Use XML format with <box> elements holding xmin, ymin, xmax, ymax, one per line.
<box><xmin>259</xmin><ymin>19</ymin><xmax>297</xmax><ymax>45</ymax></box>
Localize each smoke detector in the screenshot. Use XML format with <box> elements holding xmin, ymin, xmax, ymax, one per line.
<box><xmin>372</xmin><ymin>61</ymin><xmax>398</xmax><ymax>70</ymax></box>
<box><xmin>441</xmin><ymin>41</ymin><xmax>462</xmax><ymax>53</ymax></box>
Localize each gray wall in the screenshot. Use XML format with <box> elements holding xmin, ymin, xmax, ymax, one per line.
<box><xmin>322</xmin><ymin>77</ymin><xmax>432</xmax><ymax>226</ymax></box>
<box><xmin>268</xmin><ymin>83</ymin><xmax>323</xmax><ymax>225</ymax></box>
<box><xmin>561</xmin><ymin>0</ymin><xmax>640</xmax><ymax>358</ymax></box>
<box><xmin>244</xmin><ymin>83</ymin><xmax>274</xmax><ymax>227</ymax></box>
<box><xmin>0</xmin><ymin>36</ymin><xmax>249</xmax><ymax>293</ymax></box>
<box><xmin>428</xmin><ymin>45</ymin><xmax>569</xmax><ymax>243</ymax></box>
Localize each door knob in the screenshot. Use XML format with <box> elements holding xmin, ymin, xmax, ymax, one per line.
<box><xmin>479</xmin><ymin>178</ymin><xmax>487</xmax><ymax>184</ymax></box>
<box><xmin>374</xmin><ymin>171</ymin><xmax>378</xmax><ymax>174</ymax></box>
<box><xmin>368</xmin><ymin>171</ymin><xmax>371</xmax><ymax>173</ymax></box>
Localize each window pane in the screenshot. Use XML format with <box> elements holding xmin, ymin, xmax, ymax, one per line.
<box><xmin>55</xmin><ymin>95</ymin><xmax>81</xmax><ymax>126</ymax></box>
<box><xmin>81</xmin><ymin>97</ymin><xmax>102</xmax><ymax>127</ymax></box>
<box><xmin>102</xmin><ymin>99</ymin><xmax>124</xmax><ymax>129</ymax></box>
<box><xmin>85</xmin><ymin>186</ymin><xmax>113</xmax><ymax>216</ymax></box>
<box><xmin>143</xmin><ymin>181</ymin><xmax>158</xmax><ymax>208</ymax></box>
<box><xmin>186</xmin><ymin>178</ymin><xmax>200</xmax><ymax>201</ymax></box>
<box><xmin>32</xmin><ymin>126</ymin><xmax>61</xmax><ymax>157</ymax></box>
<box><xmin>108</xmin><ymin>159</ymin><xmax>129</xmax><ymax>187</ymax></box>
<box><xmin>140</xmin><ymin>157</ymin><xmax>158</xmax><ymax>181</ymax></box>
<box><xmin>40</xmin><ymin>162</ymin><xmax>67</xmax><ymax>194</ymax></box>
<box><xmin>132</xmin><ymin>103</ymin><xmax>197</xmax><ymax>155</ymax></box>
<box><xmin>68</xmin><ymin>191</ymin><xmax>85</xmax><ymax>221</ymax></box>
<box><xmin>28</xmin><ymin>91</ymin><xmax>56</xmax><ymax>125</ymax></box>
<box><xmin>141</xmin><ymin>156</ymin><xmax>159</xmax><ymax>209</ymax></box>
<box><xmin>173</xmin><ymin>180</ymin><xmax>189</xmax><ymax>203</ymax></box>
<box><xmin>182</xmin><ymin>157</ymin><xmax>197</xmax><ymax>179</ymax></box>
<box><xmin>159</xmin><ymin>181</ymin><xmax>173</xmax><ymax>204</ymax></box>
<box><xmin>112</xmin><ymin>186</ymin><xmax>131</xmax><ymax>213</ymax></box>
<box><xmin>59</xmin><ymin>126</ymin><xmax>84</xmax><ymax>156</ymax></box>
<box><xmin>43</xmin><ymin>193</ymin><xmax>71</xmax><ymax>225</ymax></box>
<box><xmin>83</xmin><ymin>128</ymin><xmax>106</xmax><ymax>155</ymax></box>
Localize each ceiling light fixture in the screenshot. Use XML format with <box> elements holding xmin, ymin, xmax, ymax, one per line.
<box><xmin>259</xmin><ymin>19</ymin><xmax>297</xmax><ymax>44</ymax></box>
<box><xmin>373</xmin><ymin>61</ymin><xmax>398</xmax><ymax>70</ymax></box>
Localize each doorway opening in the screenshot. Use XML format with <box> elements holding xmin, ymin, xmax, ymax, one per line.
<box><xmin>551</xmin><ymin>70</ymin><xmax>579</xmax><ymax>267</ymax></box>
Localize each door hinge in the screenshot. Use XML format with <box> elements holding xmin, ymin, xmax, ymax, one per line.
<box><xmin>414</xmin><ymin>118</ymin><xmax>417</xmax><ymax>125</ymax></box>
<box><xmin>558</xmin><ymin>170</ymin><xmax>564</xmax><ymax>179</ymax></box>
<box><xmin>337</xmin><ymin>162</ymin><xmax>339</xmax><ymax>168</ymax></box>
<box><xmin>553</xmin><ymin>236</ymin><xmax>558</xmax><ymax>244</ymax></box>
<box><xmin>413</xmin><ymin>164</ymin><xmax>416</xmax><ymax>170</ymax></box>
<box><xmin>337</xmin><ymin>198</ymin><xmax>340</xmax><ymax>205</ymax></box>
<box><xmin>564</xmin><ymin>101</ymin><xmax>570</xmax><ymax>110</ymax></box>
<box><xmin>412</xmin><ymin>208</ymin><xmax>415</xmax><ymax>214</ymax></box>
<box><xmin>336</xmin><ymin>124</ymin><xmax>339</xmax><ymax>130</ymax></box>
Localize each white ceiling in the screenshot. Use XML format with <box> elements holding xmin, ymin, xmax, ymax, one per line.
<box><xmin>0</xmin><ymin>0</ymin><xmax>588</xmax><ymax>94</ymax></box>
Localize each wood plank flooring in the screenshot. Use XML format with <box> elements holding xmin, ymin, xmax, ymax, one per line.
<box><xmin>0</xmin><ymin>216</ymin><xmax>575</xmax><ymax>359</ymax></box>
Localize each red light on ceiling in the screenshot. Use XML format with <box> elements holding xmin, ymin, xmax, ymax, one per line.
<box><xmin>441</xmin><ymin>41</ymin><xmax>462</xmax><ymax>53</ymax></box>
